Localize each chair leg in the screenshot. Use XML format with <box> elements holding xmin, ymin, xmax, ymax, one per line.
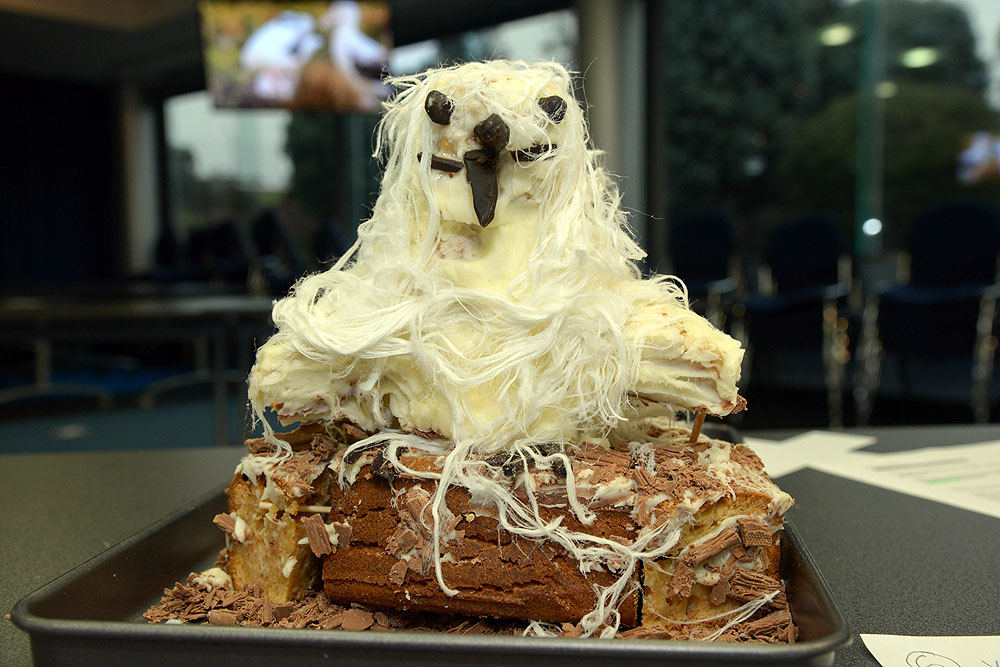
<box><xmin>706</xmin><ymin>292</ymin><xmax>724</xmax><ymax>329</ymax></box>
<box><xmin>853</xmin><ymin>295</ymin><xmax>882</xmax><ymax>426</ymax></box>
<box><xmin>822</xmin><ymin>299</ymin><xmax>846</xmax><ymax>429</ymax></box>
<box><xmin>730</xmin><ymin>305</ymin><xmax>752</xmax><ymax>390</ymax></box>
<box><xmin>971</xmin><ymin>293</ymin><xmax>998</xmax><ymax>423</ymax></box>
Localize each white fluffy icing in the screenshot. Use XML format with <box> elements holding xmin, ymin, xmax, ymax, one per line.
<box><xmin>249</xmin><ymin>60</ymin><xmax>743</xmax><ymax>454</ymax></box>
<box><xmin>235</xmin><ymin>454</ymin><xmax>284</xmax><ymax>505</ymax></box>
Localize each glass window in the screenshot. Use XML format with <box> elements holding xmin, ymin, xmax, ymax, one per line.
<box><xmin>160</xmin><ymin>8</ymin><xmax>579</xmax><ymax>291</ymax></box>
<box><xmin>653</xmin><ymin>0</ymin><xmax>1000</xmax><ymax>265</ymax></box>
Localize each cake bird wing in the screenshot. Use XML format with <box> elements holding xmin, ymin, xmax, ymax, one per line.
<box><xmin>628</xmin><ymin>299</ymin><xmax>745</xmax><ymax>417</ymax></box>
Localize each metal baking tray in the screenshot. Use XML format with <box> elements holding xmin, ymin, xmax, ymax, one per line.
<box><xmin>13</xmin><ymin>487</ymin><xmax>850</xmax><ymax>667</ymax></box>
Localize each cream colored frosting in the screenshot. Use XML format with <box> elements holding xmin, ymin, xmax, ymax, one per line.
<box><xmin>249</xmin><ymin>61</ymin><xmax>744</xmax><ymax>452</ymax></box>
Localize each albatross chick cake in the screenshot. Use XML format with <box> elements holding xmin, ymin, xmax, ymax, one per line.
<box><xmin>147</xmin><ymin>60</ymin><xmax>795</xmax><ymax>643</ymax></box>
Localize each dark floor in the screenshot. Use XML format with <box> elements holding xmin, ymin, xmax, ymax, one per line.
<box><xmin>0</xmin><ymin>395</ymin><xmax>256</xmax><ymax>454</ymax></box>
<box><xmin>2</xmin><ymin>368</ymin><xmax>997</xmax><ymax>454</ymax></box>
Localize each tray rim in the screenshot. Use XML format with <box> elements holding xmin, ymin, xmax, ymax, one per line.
<box><xmin>12</xmin><ymin>486</ymin><xmax>852</xmax><ymax>660</ymax></box>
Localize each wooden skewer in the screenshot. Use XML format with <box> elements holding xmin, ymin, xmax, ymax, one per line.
<box><xmin>689</xmin><ymin>411</ymin><xmax>706</xmax><ymax>443</ymax></box>
<box><xmin>258</xmin><ymin>500</ymin><xmax>332</xmax><ymax>514</ymax></box>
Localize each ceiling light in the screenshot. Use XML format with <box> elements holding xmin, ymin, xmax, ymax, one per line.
<box><xmin>899</xmin><ymin>47</ymin><xmax>940</xmax><ymax>68</ymax></box>
<box><xmin>875</xmin><ymin>81</ymin><xmax>898</xmax><ymax>98</ymax></box>
<box><xmin>819</xmin><ymin>23</ymin><xmax>854</xmax><ymax>47</ymax></box>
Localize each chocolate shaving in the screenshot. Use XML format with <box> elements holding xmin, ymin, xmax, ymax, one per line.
<box><xmin>720</xmin><ymin>554</ymin><xmax>737</xmax><ymax>578</ymax></box>
<box><xmin>322</xmin><ymin>612</ymin><xmax>344</xmax><ymax>629</ymax></box>
<box><xmin>530</xmin><ymin>444</ymin><xmax>567</xmax><ymax>478</ymax></box>
<box><xmin>388</xmin><ymin>559</ymin><xmax>408</xmax><ymax>586</ymax></box>
<box><xmin>302</xmin><ymin>514</ymin><xmax>334</xmax><ymax>557</ymax></box>
<box><xmin>344</xmin><ymin>440</ymin><xmax>383</xmax><ymax>464</ymax></box>
<box><xmin>341</xmin><ymin>608</ymin><xmax>375</xmax><ymax>631</ymax></box>
<box><xmin>684</xmin><ymin>529</ymin><xmax>741</xmax><ymax>566</ymax></box>
<box><xmin>710</xmin><ymin>577</ymin><xmax>730</xmax><ymax>606</ymax></box>
<box><xmin>486</xmin><ymin>444</ymin><xmax>565</xmax><ymax>478</ymax></box>
<box><xmin>741</xmin><ymin>609</ymin><xmax>793</xmax><ymax>637</ymax></box>
<box><xmin>736</xmin><ymin>518</ymin><xmax>772</xmax><ymax>547</ymax></box>
<box><xmin>618</xmin><ymin>625</ymin><xmax>689</xmax><ymax>641</ymax></box>
<box><xmin>668</xmin><ymin>560</ymin><xmax>696</xmax><ymax>599</ymax></box>
<box><xmin>371</xmin><ymin>448</ymin><xmax>397</xmax><ymax>483</ymax></box>
<box><xmin>341</xmin><ymin>422</ymin><xmax>371</xmax><ymax>442</ymax></box>
<box><xmin>386</xmin><ymin>526</ymin><xmax>419</xmax><ymax>556</ymax></box>
<box><xmin>207</xmin><ymin>609</ymin><xmax>239</xmax><ymax>626</ymax></box>
<box><xmin>271</xmin><ymin>602</ymin><xmax>296</xmax><ymax>622</ymax></box>
<box><xmin>533</xmin><ymin>443</ymin><xmax>561</xmax><ymax>457</ymax></box>
<box><xmin>261</xmin><ymin>598</ymin><xmax>273</xmax><ymax>624</ymax></box>
<box><xmin>727</xmin><ymin>570</ymin><xmax>782</xmax><ymax>604</ymax></box>
<box><xmin>148</xmin><ymin>574</ymin><xmax>792</xmax><ymax>641</ymax></box>
<box><xmin>560</xmin><ymin>622</ymin><xmax>583</xmax><ymax>638</ymax></box>
<box><xmin>212</xmin><ymin>513</ymin><xmax>237</xmax><ymax>538</ymax></box>
<box><xmin>404</xmin><ymin>487</ymin><xmax>430</xmax><ymax>523</ymax></box>
<box><xmin>330</xmin><ymin>521</ymin><xmax>352</xmax><ymax>546</ymax></box>
<box><xmin>576</xmin><ymin>444</ymin><xmax>631</xmax><ymax>467</ymax></box>
<box><xmin>631</xmin><ymin>467</ymin><xmax>653</xmax><ymax>487</ymax></box>
<box><xmin>485</xmin><ymin>451</ymin><xmax>527</xmax><ymax>477</ymax></box>
<box><xmin>244</xmin><ymin>423</ymin><xmax>328</xmax><ymax>454</ymax></box>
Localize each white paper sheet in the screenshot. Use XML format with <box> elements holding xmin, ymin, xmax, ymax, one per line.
<box><xmin>861</xmin><ymin>633</ymin><xmax>1000</xmax><ymax>667</ymax></box>
<box><xmin>743</xmin><ymin>430</ymin><xmax>876</xmax><ymax>478</ymax></box>
<box><xmin>808</xmin><ymin>441</ymin><xmax>1000</xmax><ymax>520</ymax></box>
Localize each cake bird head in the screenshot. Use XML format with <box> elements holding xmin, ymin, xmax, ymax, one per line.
<box><xmin>361</xmin><ymin>61</ymin><xmax>640</xmax><ymax>281</ymax></box>
<box><xmin>415</xmin><ymin>74</ymin><xmax>572</xmax><ymax>228</ymax></box>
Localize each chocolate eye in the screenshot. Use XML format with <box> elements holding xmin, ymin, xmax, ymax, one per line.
<box><xmin>425</xmin><ymin>90</ymin><xmax>454</xmax><ymax>125</ymax></box>
<box><xmin>538</xmin><ymin>95</ymin><xmax>567</xmax><ymax>123</ymax></box>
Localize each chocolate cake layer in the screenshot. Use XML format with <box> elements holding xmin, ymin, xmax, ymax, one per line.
<box><xmin>322</xmin><ymin>456</ymin><xmax>640</xmax><ymax>625</ymax></box>
<box><xmin>319</xmin><ymin>426</ymin><xmax>793</xmax><ymax>634</ymax></box>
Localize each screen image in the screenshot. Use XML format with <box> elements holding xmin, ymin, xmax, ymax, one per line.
<box><xmin>958</xmin><ymin>131</ymin><xmax>1000</xmax><ymax>185</ymax></box>
<box><xmin>199</xmin><ymin>1</ymin><xmax>392</xmax><ymax>111</ymax></box>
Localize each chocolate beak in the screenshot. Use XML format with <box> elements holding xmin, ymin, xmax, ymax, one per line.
<box><xmin>463</xmin><ymin>149</ymin><xmax>499</xmax><ymax>227</ymax></box>
<box><xmin>463</xmin><ymin>114</ymin><xmax>510</xmax><ymax>227</ymax></box>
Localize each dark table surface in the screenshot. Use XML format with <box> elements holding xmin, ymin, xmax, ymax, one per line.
<box><xmin>3</xmin><ymin>425</ymin><xmax>1000</xmax><ymax>666</ymax></box>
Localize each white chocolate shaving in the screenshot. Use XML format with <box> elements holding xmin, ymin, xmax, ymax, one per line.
<box><xmin>192</xmin><ymin>567</ymin><xmax>232</xmax><ymax>592</ymax></box>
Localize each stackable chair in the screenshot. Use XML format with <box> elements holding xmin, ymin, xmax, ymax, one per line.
<box><xmin>855</xmin><ymin>200</ymin><xmax>1000</xmax><ymax>424</ymax></box>
<box><xmin>669</xmin><ymin>211</ymin><xmax>741</xmax><ymax>329</ymax></box>
<box><xmin>740</xmin><ymin>212</ymin><xmax>852</xmax><ymax>427</ymax></box>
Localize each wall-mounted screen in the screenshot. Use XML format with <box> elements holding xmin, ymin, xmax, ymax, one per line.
<box><xmin>198</xmin><ymin>1</ymin><xmax>392</xmax><ymax>111</ymax></box>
